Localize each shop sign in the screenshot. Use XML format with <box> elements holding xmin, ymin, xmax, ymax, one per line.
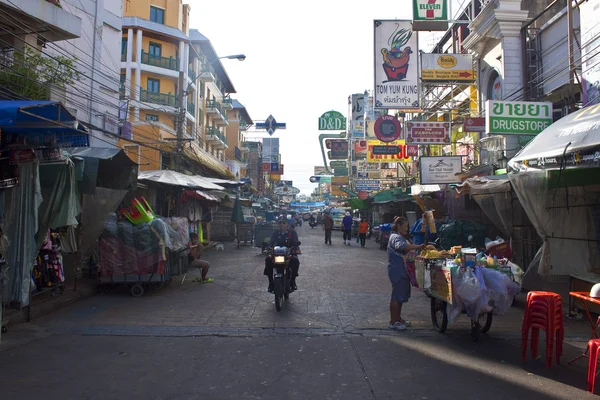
<box><xmin>355</xmin><ymin>179</ymin><xmax>381</xmax><ymax>191</ymax></box>
<box><xmin>333</xmin><ymin>168</ymin><xmax>349</xmax><ymax>177</ymax></box>
<box><xmin>309</xmin><ymin>175</ymin><xmax>332</xmax><ymax>183</ymax></box>
<box><xmin>103</xmin><ymin>115</ymin><xmax>119</xmax><ymax>135</ymax></box>
<box><xmin>330</xmin><ymin>160</ymin><xmax>347</xmax><ymax>169</ymax></box>
<box><xmin>374</xmin><ymin>20</ymin><xmax>420</xmax><ymax>110</ymax></box>
<box><xmin>412</xmin><ymin>0</ymin><xmax>448</xmax><ymax>31</ymax></box>
<box><xmin>518</xmin><ymin>135</ymin><xmax>536</xmax><ymax>147</ymax></box>
<box><xmin>374</xmin><ymin>115</ymin><xmax>402</xmax><ymax>142</ymax></box>
<box><xmin>419</xmin><ymin>156</ymin><xmax>462</xmax><ymax>184</ymax></box>
<box><xmin>280</xmin><ymin>195</ymin><xmax>294</xmax><ymax>203</ymax></box>
<box><xmin>331</xmin><ymin>176</ymin><xmax>349</xmax><ymax>186</ymax></box>
<box><xmin>357</xmin><ymin>160</ymin><xmax>380</xmax><ymax>172</ymax></box>
<box><xmin>357</xmin><ymin>172</ymin><xmax>369</xmax><ymax>178</ymax></box>
<box><xmin>485</xmin><ymin>100</ymin><xmax>553</xmax><ymax>135</ymax></box>
<box><xmin>463</xmin><ymin>117</ymin><xmax>486</xmax><ymax>132</ymax></box>
<box><xmin>274</xmin><ymin>186</ymin><xmax>300</xmax><ymax>195</ymax></box>
<box><xmin>262</xmin><ymin>163</ymin><xmax>270</xmax><ymax>172</ymax></box>
<box><xmin>277</xmin><ymin>180</ymin><xmax>293</xmax><ymax>187</ymax></box>
<box><xmin>318</xmin><ymin>111</ymin><xmax>346</xmax><ymax>130</ymax></box>
<box><xmin>326</xmin><ymin>139</ymin><xmax>349</xmax><ymax>159</ymax></box>
<box><xmin>406</xmin><ymin>121</ymin><xmax>450</xmax><ymax>144</ymax></box>
<box><xmin>421</xmin><ymin>53</ymin><xmax>474</xmax><ymax>81</ymax></box>
<box><xmin>350</xmin><ymin>94</ymin><xmax>365</xmax><ymax>138</ymax></box>
<box><xmin>367</xmin><ymin>140</ymin><xmax>415</xmax><ymax>163</ymax></box>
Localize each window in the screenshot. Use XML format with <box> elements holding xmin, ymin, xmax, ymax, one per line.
<box><xmin>147</xmin><ymin>78</ymin><xmax>160</xmax><ymax>93</ymax></box>
<box><xmin>146</xmin><ymin>114</ymin><xmax>159</xmax><ymax>122</ymax></box>
<box><xmin>150</xmin><ymin>6</ymin><xmax>165</xmax><ymax>24</ymax></box>
<box><xmin>148</xmin><ymin>42</ymin><xmax>162</xmax><ymax>57</ymax></box>
<box><xmin>121</xmin><ymin>38</ymin><xmax>127</xmax><ymax>55</ymax></box>
<box><xmin>161</xmin><ymin>153</ymin><xmax>172</xmax><ymax>170</ymax></box>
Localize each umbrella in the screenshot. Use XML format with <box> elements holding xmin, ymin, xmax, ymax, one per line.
<box><xmin>231</xmin><ymin>195</ymin><xmax>245</xmax><ymax>223</ymax></box>
<box><xmin>138</xmin><ymin>170</ymin><xmax>224</xmax><ymax>190</ymax></box>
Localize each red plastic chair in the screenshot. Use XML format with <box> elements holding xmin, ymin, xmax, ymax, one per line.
<box><xmin>521</xmin><ymin>291</ymin><xmax>564</xmax><ymax>368</ymax></box>
<box><xmin>587</xmin><ymin>339</ymin><xmax>600</xmax><ymax>393</ymax></box>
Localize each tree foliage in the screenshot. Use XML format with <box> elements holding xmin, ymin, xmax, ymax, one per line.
<box><xmin>0</xmin><ymin>47</ymin><xmax>80</xmax><ymax>100</ymax></box>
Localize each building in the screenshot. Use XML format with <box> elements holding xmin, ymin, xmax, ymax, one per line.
<box><xmin>49</xmin><ymin>0</ymin><xmax>124</xmax><ymax>148</ymax></box>
<box><xmin>119</xmin><ymin>0</ymin><xmax>235</xmax><ymax>178</ymax></box>
<box><xmin>224</xmin><ymin>99</ymin><xmax>253</xmax><ymax>179</ymax></box>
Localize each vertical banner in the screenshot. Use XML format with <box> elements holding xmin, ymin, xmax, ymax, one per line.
<box><xmin>581</xmin><ymin>0</ymin><xmax>600</xmax><ymax>106</ymax></box>
<box><xmin>374</xmin><ymin>20</ymin><xmax>420</xmax><ymax>110</ymax></box>
<box><xmin>350</xmin><ymin>93</ymin><xmax>365</xmax><ymax>138</ymax></box>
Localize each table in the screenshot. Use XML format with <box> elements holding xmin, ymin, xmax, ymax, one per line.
<box><xmin>568</xmin><ymin>291</ymin><xmax>600</xmax><ymax>364</ymax></box>
<box><xmin>569</xmin><ymin>273</ymin><xmax>600</xmax><ymax>315</ymax></box>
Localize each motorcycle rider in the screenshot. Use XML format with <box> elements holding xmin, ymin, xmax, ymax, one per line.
<box><xmin>309</xmin><ymin>214</ymin><xmax>317</xmax><ymax>227</ymax></box>
<box><xmin>264</xmin><ymin>217</ymin><xmax>300</xmax><ymax>293</ymax></box>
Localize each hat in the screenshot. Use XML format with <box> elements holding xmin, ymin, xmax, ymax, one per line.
<box><xmin>591</xmin><ymin>283</ymin><xmax>600</xmax><ymax>298</ymax></box>
<box><xmin>345</xmin><ymin>211</ymin><xmax>351</xmax><ymax>216</ymax></box>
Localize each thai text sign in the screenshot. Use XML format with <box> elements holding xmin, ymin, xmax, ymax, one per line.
<box><xmin>419</xmin><ymin>156</ymin><xmax>462</xmax><ymax>184</ymax></box>
<box><xmin>319</xmin><ymin>111</ymin><xmax>346</xmax><ymax>130</ymax></box>
<box><xmin>350</xmin><ymin>94</ymin><xmax>365</xmax><ymax>138</ymax></box>
<box><xmin>367</xmin><ymin>140</ymin><xmax>416</xmax><ymax>163</ymax></box>
<box><xmin>485</xmin><ymin>100</ymin><xmax>553</xmax><ymax>135</ymax></box>
<box><xmin>406</xmin><ymin>121</ymin><xmax>450</xmax><ymax>144</ymax></box>
<box><xmin>374</xmin><ymin>20</ymin><xmax>420</xmax><ymax>110</ymax></box>
<box><xmin>421</xmin><ymin>53</ymin><xmax>474</xmax><ymax>82</ymax></box>
<box><xmin>355</xmin><ymin>180</ymin><xmax>381</xmax><ymax>191</ymax></box>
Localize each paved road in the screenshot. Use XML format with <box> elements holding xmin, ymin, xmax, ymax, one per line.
<box><xmin>0</xmin><ymin>225</ymin><xmax>597</xmax><ymax>399</ymax></box>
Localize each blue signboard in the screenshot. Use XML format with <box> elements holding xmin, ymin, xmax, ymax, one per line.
<box><xmin>256</xmin><ymin>114</ymin><xmax>286</xmax><ymax>136</ymax></box>
<box><xmin>270</xmin><ymin>163</ymin><xmax>280</xmax><ymax>172</ymax></box>
<box><xmin>355</xmin><ymin>179</ymin><xmax>381</xmax><ymax>191</ymax></box>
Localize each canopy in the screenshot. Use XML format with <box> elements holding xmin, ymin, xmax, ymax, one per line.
<box><xmin>0</xmin><ymin>100</ymin><xmax>89</xmax><ymax>147</ymax></box>
<box><xmin>138</xmin><ymin>170</ymin><xmax>224</xmax><ymax>190</ymax></box>
<box><xmin>509</xmin><ymin>105</ymin><xmax>600</xmax><ymax>171</ymax></box>
<box><xmin>68</xmin><ymin>147</ymin><xmax>137</xmax><ymax>192</ymax></box>
<box><xmin>210</xmin><ymin>178</ymin><xmax>246</xmax><ymax>187</ymax></box>
<box><xmin>372</xmin><ymin>189</ymin><xmax>413</xmax><ymax>204</ymax></box>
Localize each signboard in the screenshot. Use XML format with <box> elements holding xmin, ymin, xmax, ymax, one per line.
<box><xmin>350</xmin><ymin>94</ymin><xmax>365</xmax><ymax>138</ymax></box>
<box><xmin>256</xmin><ymin>114</ymin><xmax>286</xmax><ymax>136</ymax></box>
<box><xmin>274</xmin><ymin>186</ymin><xmax>300</xmax><ymax>195</ymax></box>
<box><xmin>463</xmin><ymin>117</ymin><xmax>486</xmax><ymax>132</ymax></box>
<box><xmin>262</xmin><ymin>138</ymin><xmax>279</xmax><ymax>156</ymax></box>
<box><xmin>357</xmin><ymin>161</ymin><xmax>380</xmax><ymax>172</ymax></box>
<box><xmin>412</xmin><ymin>0</ymin><xmax>448</xmax><ymax>31</ymax></box>
<box><xmin>419</xmin><ymin>156</ymin><xmax>462</xmax><ymax>184</ymax></box>
<box><xmin>518</xmin><ymin>135</ymin><xmax>536</xmax><ymax>147</ymax></box>
<box><xmin>280</xmin><ymin>195</ymin><xmax>295</xmax><ymax>203</ymax></box>
<box><xmin>355</xmin><ymin>179</ymin><xmax>381</xmax><ymax>191</ymax></box>
<box><xmin>421</xmin><ymin>53</ymin><xmax>474</xmax><ymax>81</ymax></box>
<box><xmin>319</xmin><ymin>111</ymin><xmax>346</xmax><ymax>130</ymax></box>
<box><xmin>581</xmin><ymin>0</ymin><xmax>600</xmax><ymax>106</ymax></box>
<box><xmin>331</xmin><ymin>176</ymin><xmax>349</xmax><ymax>185</ymax></box>
<box><xmin>374</xmin><ymin>115</ymin><xmax>402</xmax><ymax>142</ymax></box>
<box><xmin>277</xmin><ymin>180</ymin><xmax>293</xmax><ymax>187</ymax></box>
<box><xmin>406</xmin><ymin>121</ymin><xmax>450</xmax><ymax>144</ymax></box>
<box><xmin>357</xmin><ymin>191</ymin><xmax>369</xmax><ymax>200</ymax></box>
<box><xmin>120</xmin><ymin>121</ymin><xmax>132</xmax><ymax>140</ymax></box>
<box><xmin>327</xmin><ymin>140</ymin><xmax>349</xmax><ymax>159</ymax></box>
<box><xmin>262</xmin><ymin>163</ymin><xmax>270</xmax><ymax>172</ymax></box>
<box><xmin>330</xmin><ymin>160</ymin><xmax>347</xmax><ymax>169</ymax></box>
<box><xmin>485</xmin><ymin>100</ymin><xmax>553</xmax><ymax>135</ymax></box>
<box><xmin>331</xmin><ymin>187</ymin><xmax>345</xmax><ymax>197</ymax></box>
<box><xmin>353</xmin><ymin>139</ymin><xmax>367</xmax><ymax>160</ymax></box>
<box><xmin>367</xmin><ymin>140</ymin><xmax>415</xmax><ymax>163</ymax></box>
<box><xmin>309</xmin><ymin>175</ymin><xmax>332</xmax><ymax>183</ymax></box>
<box><xmin>314</xmin><ymin>166</ymin><xmax>326</xmax><ymax>175</ymax></box>
<box><xmin>374</xmin><ymin>20</ymin><xmax>420</xmax><ymax>110</ymax></box>
<box><xmin>334</xmin><ymin>168</ymin><xmax>349</xmax><ymax>177</ymax></box>
<box><xmin>103</xmin><ymin>115</ymin><xmax>119</xmax><ymax>135</ymax></box>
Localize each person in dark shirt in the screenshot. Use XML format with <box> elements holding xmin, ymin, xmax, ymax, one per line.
<box><xmin>264</xmin><ymin>218</ymin><xmax>300</xmax><ymax>292</ymax></box>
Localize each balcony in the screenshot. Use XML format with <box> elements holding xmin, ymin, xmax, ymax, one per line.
<box><xmin>140</xmin><ymin>89</ymin><xmax>177</xmax><ymax>107</ymax></box>
<box><xmin>239</xmin><ymin>118</ymin><xmax>249</xmax><ymax>131</ymax></box>
<box><xmin>140</xmin><ymin>50</ymin><xmax>179</xmax><ymax>71</ymax></box>
<box><xmin>186</xmin><ymin>101</ymin><xmax>195</xmax><ymax>117</ymax></box>
<box><xmin>205</xmin><ymin>126</ymin><xmax>228</xmax><ymax>149</ymax></box>
<box><xmin>199</xmin><ymin>63</ymin><xmax>215</xmax><ymax>83</ymax></box>
<box><xmin>188</xmin><ymin>68</ymin><xmax>197</xmax><ymax>84</ymax></box>
<box><xmin>222</xmin><ymin>95</ymin><xmax>232</xmax><ymax>110</ymax></box>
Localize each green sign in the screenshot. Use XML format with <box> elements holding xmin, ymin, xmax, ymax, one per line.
<box><xmin>413</xmin><ymin>0</ymin><xmax>448</xmax><ymax>31</ymax></box>
<box><xmin>319</xmin><ymin>176</ymin><xmax>332</xmax><ymax>183</ymax></box>
<box><xmin>518</xmin><ymin>135</ymin><xmax>536</xmax><ymax>147</ymax></box>
<box><xmin>334</xmin><ymin>168</ymin><xmax>349</xmax><ymax>177</ymax></box>
<box><xmin>319</xmin><ymin>111</ymin><xmax>346</xmax><ymax>131</ymax></box>
<box><xmin>485</xmin><ymin>100</ymin><xmax>553</xmax><ymax>135</ymax></box>
<box><xmin>330</xmin><ymin>160</ymin><xmax>347</xmax><ymax>168</ymax></box>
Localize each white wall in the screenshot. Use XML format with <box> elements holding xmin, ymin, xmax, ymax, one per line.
<box><xmin>49</xmin><ymin>0</ymin><xmax>123</xmax><ymax>148</ymax></box>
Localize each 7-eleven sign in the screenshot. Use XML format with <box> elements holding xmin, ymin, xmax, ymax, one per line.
<box><xmin>413</xmin><ymin>0</ymin><xmax>448</xmax><ymax>21</ymax></box>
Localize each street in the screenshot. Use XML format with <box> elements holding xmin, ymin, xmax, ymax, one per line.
<box><xmin>0</xmin><ymin>225</ymin><xmax>597</xmax><ymax>400</ymax></box>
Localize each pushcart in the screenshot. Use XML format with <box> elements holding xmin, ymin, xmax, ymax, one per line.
<box><xmin>427</xmin><ymin>260</ymin><xmax>494</xmax><ymax>341</ymax></box>
<box><xmin>236</xmin><ymin>222</ymin><xmax>255</xmax><ymax>247</ymax></box>
<box><xmin>98</xmin><ymin>261</ymin><xmax>171</xmax><ymax>297</ymax></box>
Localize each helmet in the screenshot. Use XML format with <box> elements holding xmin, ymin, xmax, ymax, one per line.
<box><xmin>591</xmin><ymin>283</ymin><xmax>600</xmax><ymax>298</ymax></box>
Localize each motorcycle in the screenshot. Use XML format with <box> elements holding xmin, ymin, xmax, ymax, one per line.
<box><xmin>268</xmin><ymin>242</ymin><xmax>300</xmax><ymax>311</ymax></box>
<box><xmin>309</xmin><ymin>219</ymin><xmax>318</xmax><ymax>228</ymax></box>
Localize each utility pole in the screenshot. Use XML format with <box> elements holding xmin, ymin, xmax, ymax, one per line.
<box><xmin>176</xmin><ymin>70</ymin><xmax>186</xmax><ymax>171</ymax></box>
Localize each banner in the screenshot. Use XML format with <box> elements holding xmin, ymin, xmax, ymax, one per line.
<box><xmin>405</xmin><ymin>121</ymin><xmax>450</xmax><ymax>144</ymax></box>
<box><xmin>374</xmin><ymin>20</ymin><xmax>420</xmax><ymax>110</ymax></box>
<box><xmin>419</xmin><ymin>156</ymin><xmax>462</xmax><ymax>184</ymax></box>
<box><xmin>367</xmin><ymin>140</ymin><xmax>414</xmax><ymax>163</ymax></box>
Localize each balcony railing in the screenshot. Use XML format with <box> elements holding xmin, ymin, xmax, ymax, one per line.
<box><xmin>187</xmin><ymin>102</ymin><xmax>195</xmax><ymax>117</ymax></box>
<box><xmin>188</xmin><ymin>68</ymin><xmax>197</xmax><ymax>83</ymax></box>
<box><xmin>206</xmin><ymin>126</ymin><xmax>227</xmax><ymax>145</ymax></box>
<box><xmin>140</xmin><ymin>89</ymin><xmax>177</xmax><ymax>107</ymax></box>
<box><xmin>222</xmin><ymin>95</ymin><xmax>232</xmax><ymax>107</ymax></box>
<box><xmin>141</xmin><ymin>50</ymin><xmax>179</xmax><ymax>71</ymax></box>
<box><xmin>206</xmin><ymin>99</ymin><xmax>223</xmax><ymax>114</ymax></box>
<box><xmin>201</xmin><ymin>62</ymin><xmax>215</xmax><ymax>75</ymax></box>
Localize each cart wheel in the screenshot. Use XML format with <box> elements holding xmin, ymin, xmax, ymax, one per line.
<box><xmin>479</xmin><ymin>311</ymin><xmax>493</xmax><ymax>334</ymax></box>
<box><xmin>1</xmin><ymin>325</ymin><xmax>7</xmax><ymax>333</ymax></box>
<box><xmin>130</xmin><ymin>284</ymin><xmax>144</xmax><ymax>297</ymax></box>
<box><xmin>431</xmin><ymin>297</ymin><xmax>448</xmax><ymax>333</ymax></box>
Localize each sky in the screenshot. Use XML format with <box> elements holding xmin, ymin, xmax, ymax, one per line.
<box><xmin>190</xmin><ymin>0</ymin><xmax>463</xmax><ymax>195</ymax></box>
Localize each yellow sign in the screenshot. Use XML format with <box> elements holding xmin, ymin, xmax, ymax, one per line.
<box><xmin>437</xmin><ymin>55</ymin><xmax>457</xmax><ymax>68</ymax></box>
<box><xmin>367</xmin><ymin>140</ymin><xmax>413</xmax><ymax>163</ymax></box>
<box><xmin>270</xmin><ymin>174</ymin><xmax>281</xmax><ymax>181</ymax></box>
<box><xmin>331</xmin><ymin>176</ymin><xmax>349</xmax><ymax>185</ymax></box>
<box><xmin>331</xmin><ymin>187</ymin><xmax>345</xmax><ymax>196</ymax></box>
<box><xmin>421</xmin><ymin>69</ymin><xmax>475</xmax><ymax>81</ymax></box>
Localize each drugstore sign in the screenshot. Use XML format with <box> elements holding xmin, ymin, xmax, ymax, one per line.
<box><xmin>485</xmin><ymin>100</ymin><xmax>553</xmax><ymax>136</ymax></box>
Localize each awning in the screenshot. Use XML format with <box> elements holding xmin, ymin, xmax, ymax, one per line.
<box><xmin>138</xmin><ymin>170</ymin><xmax>224</xmax><ymax>190</ymax></box>
<box><xmin>0</xmin><ymin>100</ymin><xmax>89</xmax><ymax>147</ymax></box>
<box><xmin>183</xmin><ymin>189</ymin><xmax>220</xmax><ymax>203</ymax></box>
<box><xmin>210</xmin><ymin>178</ymin><xmax>246</xmax><ymax>187</ymax></box>
<box><xmin>371</xmin><ymin>189</ymin><xmax>413</xmax><ymax>204</ymax></box>
<box><xmin>67</xmin><ymin>147</ymin><xmax>138</xmax><ymax>192</ymax></box>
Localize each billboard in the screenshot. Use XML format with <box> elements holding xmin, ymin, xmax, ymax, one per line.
<box><xmin>374</xmin><ymin>20</ymin><xmax>420</xmax><ymax>110</ymax></box>
<box><xmin>405</xmin><ymin>121</ymin><xmax>450</xmax><ymax>144</ymax></box>
<box><xmin>420</xmin><ymin>53</ymin><xmax>474</xmax><ymax>82</ymax></box>
<box><xmin>419</xmin><ymin>156</ymin><xmax>462</xmax><ymax>184</ymax></box>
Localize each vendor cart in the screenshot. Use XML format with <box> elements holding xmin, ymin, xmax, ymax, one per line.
<box><xmin>427</xmin><ymin>260</ymin><xmax>494</xmax><ymax>341</ymax></box>
<box><xmin>236</xmin><ymin>222</ymin><xmax>255</xmax><ymax>247</ymax></box>
<box><xmin>98</xmin><ymin>261</ymin><xmax>172</xmax><ymax>297</ymax></box>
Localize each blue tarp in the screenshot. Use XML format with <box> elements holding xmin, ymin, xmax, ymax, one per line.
<box><xmin>0</xmin><ymin>100</ymin><xmax>88</xmax><ymax>147</ymax></box>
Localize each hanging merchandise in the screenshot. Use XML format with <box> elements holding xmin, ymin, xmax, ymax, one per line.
<box><xmin>31</xmin><ymin>230</ymin><xmax>65</xmax><ymax>295</ymax></box>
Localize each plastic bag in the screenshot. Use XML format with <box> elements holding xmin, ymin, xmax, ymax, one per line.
<box><xmin>474</xmin><ymin>266</ymin><xmax>492</xmax><ymax>314</ymax></box>
<box><xmin>507</xmin><ymin>261</ymin><xmax>524</xmax><ymax>286</ymax></box>
<box><xmin>481</xmin><ymin>268</ymin><xmax>515</xmax><ymax>315</ymax></box>
<box><xmin>455</xmin><ymin>267</ymin><xmax>482</xmax><ymax>320</ymax></box>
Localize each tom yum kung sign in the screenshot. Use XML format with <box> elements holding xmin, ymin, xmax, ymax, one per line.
<box><xmin>485</xmin><ymin>100</ymin><xmax>553</xmax><ymax>135</ymax></box>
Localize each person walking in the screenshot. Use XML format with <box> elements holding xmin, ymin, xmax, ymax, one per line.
<box><xmin>387</xmin><ymin>216</ymin><xmax>424</xmax><ymax>330</ymax></box>
<box><xmin>358</xmin><ymin>218</ymin><xmax>369</xmax><ymax>248</ymax></box>
<box><xmin>342</xmin><ymin>211</ymin><xmax>353</xmax><ymax>246</ymax></box>
<box><xmin>322</xmin><ymin>210</ymin><xmax>334</xmax><ymax>244</ymax></box>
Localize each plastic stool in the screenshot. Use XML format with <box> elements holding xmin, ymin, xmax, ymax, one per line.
<box><xmin>521</xmin><ymin>291</ymin><xmax>564</xmax><ymax>368</ymax></box>
<box><xmin>587</xmin><ymin>339</ymin><xmax>600</xmax><ymax>393</ymax></box>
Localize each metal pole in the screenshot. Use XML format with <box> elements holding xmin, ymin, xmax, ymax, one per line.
<box><xmin>176</xmin><ymin>70</ymin><xmax>185</xmax><ymax>171</ymax></box>
<box><xmin>567</xmin><ymin>0</ymin><xmax>575</xmax><ymax>113</ymax></box>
